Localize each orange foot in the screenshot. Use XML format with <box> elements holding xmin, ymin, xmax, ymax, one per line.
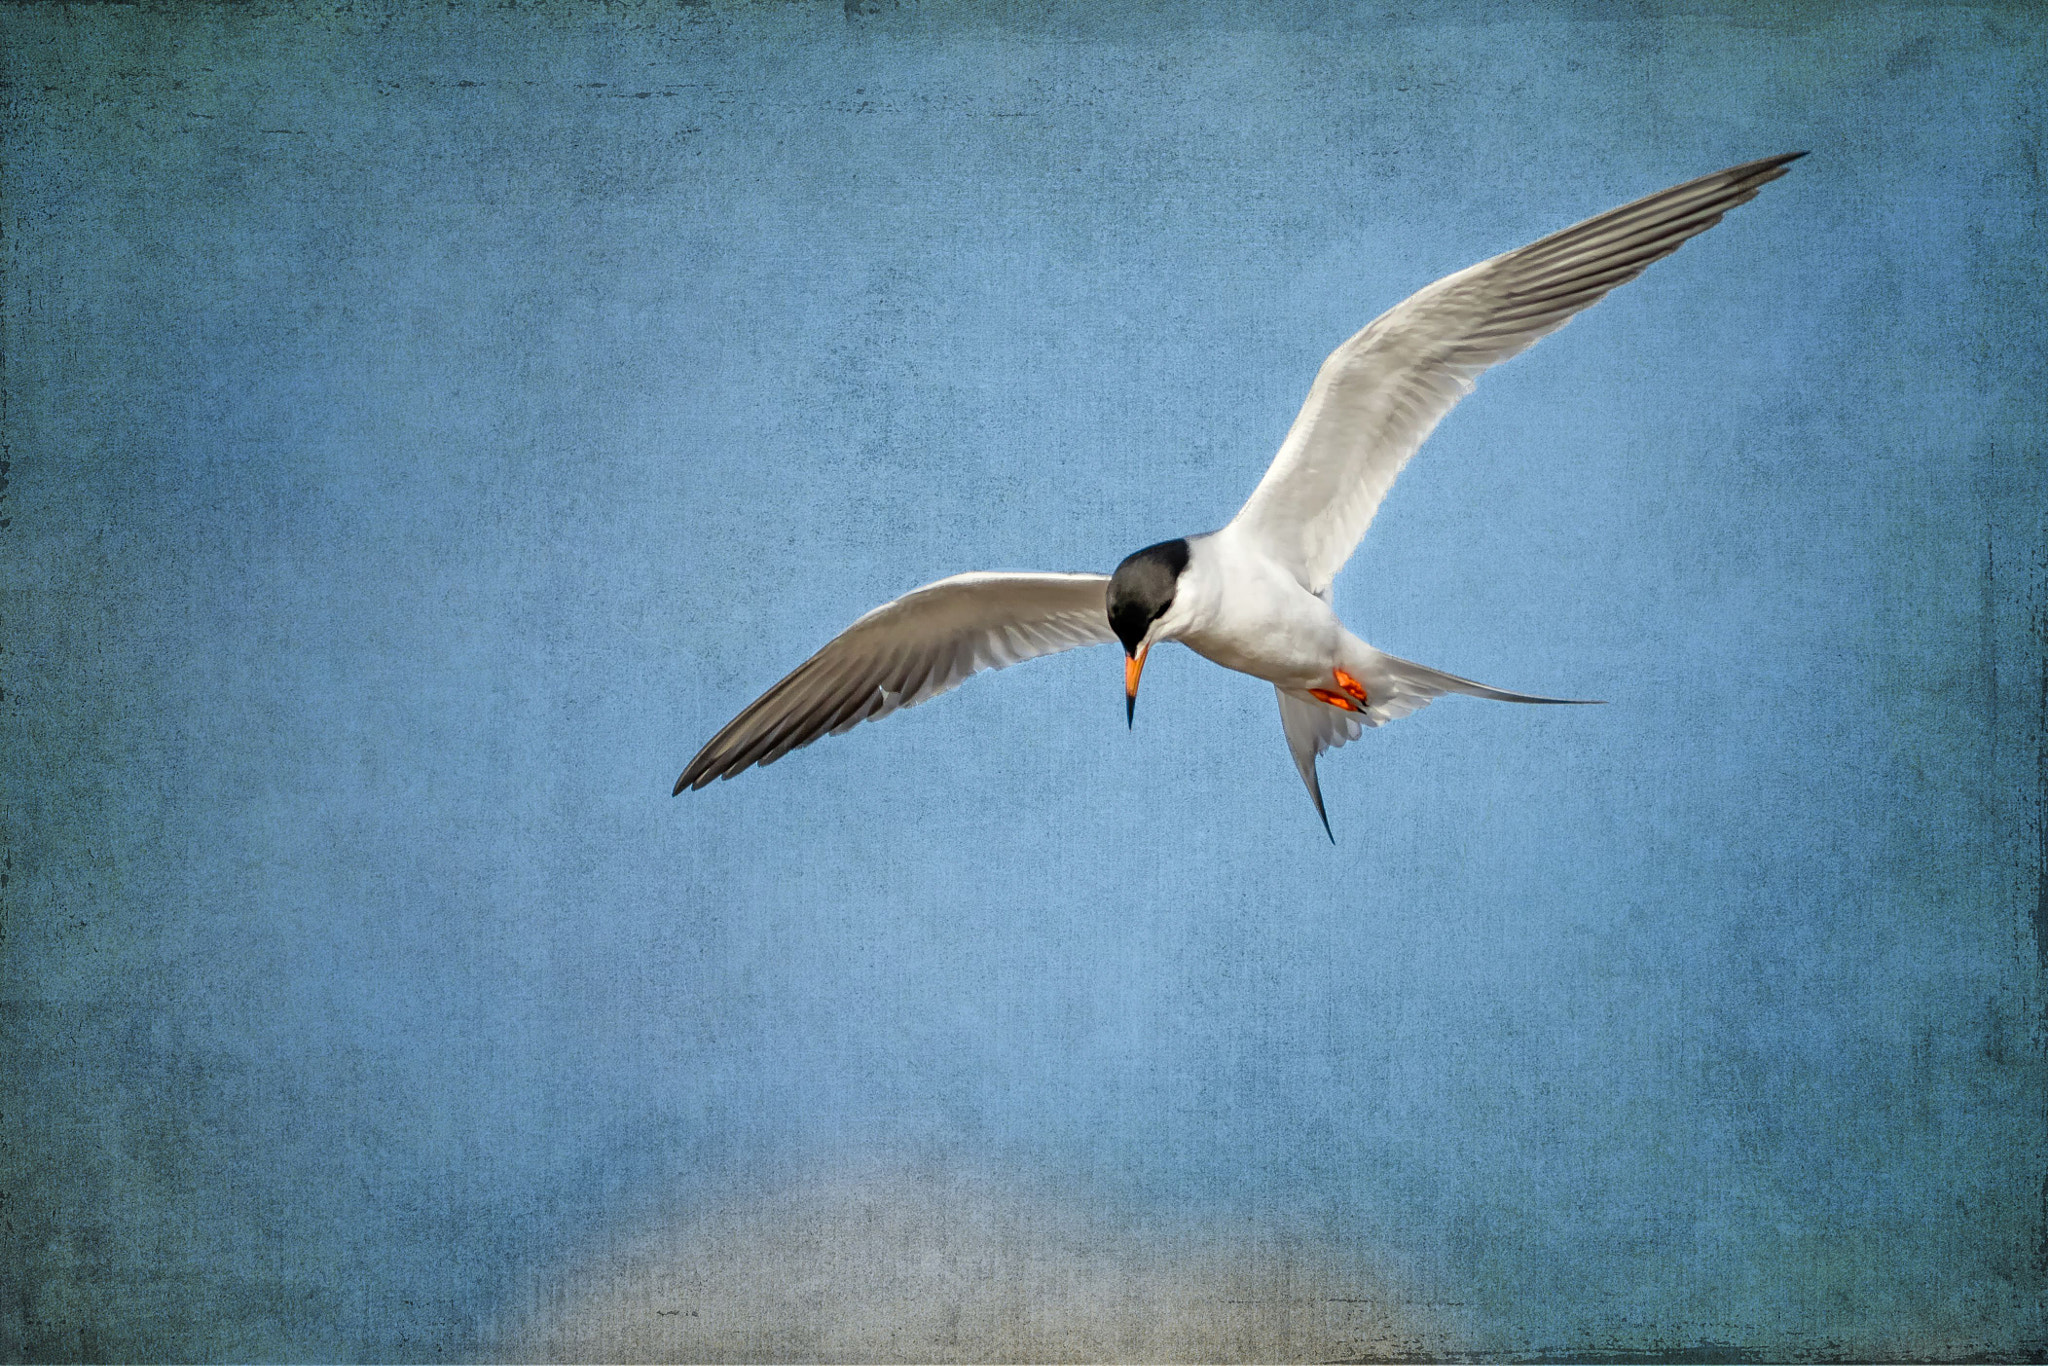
<box><xmin>1309</xmin><ymin>688</ymin><xmax>1360</xmax><ymax>712</ymax></box>
<box><xmin>1333</xmin><ymin>668</ymin><xmax>1370</xmax><ymax>706</ymax></box>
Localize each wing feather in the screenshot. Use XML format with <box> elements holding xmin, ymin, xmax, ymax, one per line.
<box><xmin>675</xmin><ymin>571</ymin><xmax>1115</xmax><ymax>791</ymax></box>
<box><xmin>1230</xmin><ymin>153</ymin><xmax>1803</xmax><ymax>593</ymax></box>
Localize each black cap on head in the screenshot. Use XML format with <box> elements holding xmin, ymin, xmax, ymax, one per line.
<box><xmin>1106</xmin><ymin>538</ymin><xmax>1190</xmax><ymax>655</ymax></box>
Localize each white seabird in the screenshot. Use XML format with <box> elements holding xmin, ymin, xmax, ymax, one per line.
<box><xmin>675</xmin><ymin>153</ymin><xmax>1804</xmax><ymax>837</ymax></box>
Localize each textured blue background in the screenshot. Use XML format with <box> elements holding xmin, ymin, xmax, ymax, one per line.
<box><xmin>3</xmin><ymin>2</ymin><xmax>2044</xmax><ymax>1360</ymax></box>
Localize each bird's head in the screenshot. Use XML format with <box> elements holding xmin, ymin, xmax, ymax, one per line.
<box><xmin>1106</xmin><ymin>537</ymin><xmax>1190</xmax><ymax>726</ymax></box>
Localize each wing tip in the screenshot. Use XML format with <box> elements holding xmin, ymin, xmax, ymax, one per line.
<box><xmin>1732</xmin><ymin>151</ymin><xmax>1807</xmax><ymax>189</ymax></box>
<box><xmin>674</xmin><ymin>754</ymin><xmax>745</xmax><ymax>793</ymax></box>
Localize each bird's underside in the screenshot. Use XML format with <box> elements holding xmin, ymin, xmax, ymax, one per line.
<box><xmin>674</xmin><ymin>153</ymin><xmax>1803</xmax><ymax>831</ymax></box>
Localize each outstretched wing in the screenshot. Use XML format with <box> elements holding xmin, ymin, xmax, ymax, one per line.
<box><xmin>1231</xmin><ymin>153</ymin><xmax>1804</xmax><ymax>595</ymax></box>
<box><xmin>676</xmin><ymin>571</ymin><xmax>1115</xmax><ymax>791</ymax></box>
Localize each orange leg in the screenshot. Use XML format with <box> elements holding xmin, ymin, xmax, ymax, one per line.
<box><xmin>1309</xmin><ymin>688</ymin><xmax>1362</xmax><ymax>713</ymax></box>
<box><xmin>1332</xmin><ymin>668</ymin><xmax>1370</xmax><ymax>706</ymax></box>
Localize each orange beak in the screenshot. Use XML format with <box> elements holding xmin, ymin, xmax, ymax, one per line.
<box><xmin>1124</xmin><ymin>643</ymin><xmax>1149</xmax><ymax>727</ymax></box>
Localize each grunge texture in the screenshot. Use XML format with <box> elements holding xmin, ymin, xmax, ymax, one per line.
<box><xmin>2</xmin><ymin>1</ymin><xmax>2044</xmax><ymax>1360</ymax></box>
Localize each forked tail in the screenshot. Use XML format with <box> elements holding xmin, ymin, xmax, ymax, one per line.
<box><xmin>1370</xmin><ymin>649</ymin><xmax>1603</xmax><ymax>715</ymax></box>
<box><xmin>1275</xmin><ymin>649</ymin><xmax>1602</xmax><ymax>839</ymax></box>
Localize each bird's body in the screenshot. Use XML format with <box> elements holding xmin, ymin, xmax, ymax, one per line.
<box><xmin>675</xmin><ymin>154</ymin><xmax>1804</xmax><ymax>834</ymax></box>
<box><xmin>1167</xmin><ymin>529</ymin><xmax>1343</xmax><ymax>688</ymax></box>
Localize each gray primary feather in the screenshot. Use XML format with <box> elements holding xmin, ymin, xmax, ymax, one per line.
<box><xmin>675</xmin><ymin>572</ymin><xmax>1114</xmax><ymax>791</ymax></box>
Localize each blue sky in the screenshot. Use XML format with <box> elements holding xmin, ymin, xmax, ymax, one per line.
<box><xmin>3</xmin><ymin>2</ymin><xmax>2043</xmax><ymax>1359</ymax></box>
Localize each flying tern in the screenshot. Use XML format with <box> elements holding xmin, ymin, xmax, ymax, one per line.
<box><xmin>675</xmin><ymin>153</ymin><xmax>1803</xmax><ymax>836</ymax></box>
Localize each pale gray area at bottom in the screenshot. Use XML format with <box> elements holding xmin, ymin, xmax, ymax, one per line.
<box><xmin>498</xmin><ymin>1164</ymin><xmax>1432</xmax><ymax>1364</ymax></box>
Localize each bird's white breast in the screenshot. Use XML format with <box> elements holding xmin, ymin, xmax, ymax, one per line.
<box><xmin>1164</xmin><ymin>529</ymin><xmax>1348</xmax><ymax>688</ymax></box>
